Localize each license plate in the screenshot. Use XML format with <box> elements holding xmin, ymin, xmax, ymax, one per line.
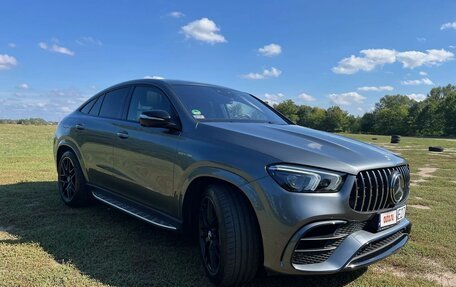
<box><xmin>379</xmin><ymin>206</ymin><xmax>406</xmax><ymax>228</ymax></box>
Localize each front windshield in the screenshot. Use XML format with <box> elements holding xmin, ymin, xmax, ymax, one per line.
<box><xmin>171</xmin><ymin>84</ymin><xmax>288</xmax><ymax>124</ymax></box>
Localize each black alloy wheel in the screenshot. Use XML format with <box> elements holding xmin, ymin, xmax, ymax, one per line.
<box><xmin>59</xmin><ymin>156</ymin><xmax>77</xmax><ymax>202</ymax></box>
<box><xmin>57</xmin><ymin>151</ymin><xmax>91</xmax><ymax>207</ymax></box>
<box><xmin>199</xmin><ymin>196</ymin><xmax>221</xmax><ymax>275</ymax></box>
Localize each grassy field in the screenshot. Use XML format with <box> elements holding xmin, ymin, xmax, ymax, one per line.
<box><xmin>0</xmin><ymin>124</ymin><xmax>455</xmax><ymax>287</ymax></box>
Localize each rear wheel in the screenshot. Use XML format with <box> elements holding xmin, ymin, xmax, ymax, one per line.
<box><xmin>198</xmin><ymin>184</ymin><xmax>261</xmax><ymax>286</ymax></box>
<box><xmin>58</xmin><ymin>151</ymin><xmax>91</xmax><ymax>207</ymax></box>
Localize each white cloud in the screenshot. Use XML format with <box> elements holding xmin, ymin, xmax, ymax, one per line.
<box><xmin>263</xmin><ymin>93</ymin><xmax>284</xmax><ymax>106</ymax></box>
<box><xmin>297</xmin><ymin>93</ymin><xmax>316</xmax><ymax>102</ymax></box>
<box><xmin>169</xmin><ymin>11</ymin><xmax>185</xmax><ymax>18</ymax></box>
<box><xmin>396</xmin><ymin>49</ymin><xmax>454</xmax><ymax>68</ymax></box>
<box><xmin>38</xmin><ymin>42</ymin><xmax>75</xmax><ymax>56</ymax></box>
<box><xmin>419</xmin><ymin>71</ymin><xmax>428</xmax><ymax>76</ymax></box>
<box><xmin>76</xmin><ymin>37</ymin><xmax>102</xmax><ymax>46</ymax></box>
<box><xmin>450</xmin><ymin>45</ymin><xmax>456</xmax><ymax>49</ymax></box>
<box><xmin>329</xmin><ymin>92</ymin><xmax>366</xmax><ymax>105</ymax></box>
<box><xmin>144</xmin><ymin>75</ymin><xmax>164</xmax><ymax>79</ymax></box>
<box><xmin>181</xmin><ymin>18</ymin><xmax>226</xmax><ymax>44</ymax></box>
<box><xmin>8</xmin><ymin>43</ymin><xmax>16</xmax><ymax>48</ymax></box>
<box><xmin>401</xmin><ymin>77</ymin><xmax>434</xmax><ymax>85</ymax></box>
<box><xmin>417</xmin><ymin>37</ymin><xmax>426</xmax><ymax>42</ymax></box>
<box><xmin>357</xmin><ymin>85</ymin><xmax>394</xmax><ymax>92</ymax></box>
<box><xmin>242</xmin><ymin>67</ymin><xmax>282</xmax><ymax>80</ymax></box>
<box><xmin>0</xmin><ymin>88</ymin><xmax>89</xmax><ymax>121</ymax></box>
<box><xmin>441</xmin><ymin>21</ymin><xmax>456</xmax><ymax>30</ymax></box>
<box><xmin>332</xmin><ymin>48</ymin><xmax>454</xmax><ymax>74</ymax></box>
<box><xmin>407</xmin><ymin>93</ymin><xmax>426</xmax><ymax>102</ymax></box>
<box><xmin>18</xmin><ymin>83</ymin><xmax>29</xmax><ymax>90</ymax></box>
<box><xmin>332</xmin><ymin>49</ymin><xmax>396</xmax><ymax>74</ymax></box>
<box><xmin>258</xmin><ymin>43</ymin><xmax>282</xmax><ymax>56</ymax></box>
<box><xmin>0</xmin><ymin>54</ymin><xmax>18</xmax><ymax>70</ymax></box>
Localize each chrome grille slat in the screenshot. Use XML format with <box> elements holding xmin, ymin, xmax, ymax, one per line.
<box><xmin>353</xmin><ymin>178</ymin><xmax>359</xmax><ymax>210</ymax></box>
<box><xmin>359</xmin><ymin>172</ymin><xmax>366</xmax><ymax>212</ymax></box>
<box><xmin>366</xmin><ymin>171</ymin><xmax>373</xmax><ymax>212</ymax></box>
<box><xmin>371</xmin><ymin>170</ymin><xmax>379</xmax><ymax>210</ymax></box>
<box><xmin>349</xmin><ymin>165</ymin><xmax>410</xmax><ymax>213</ymax></box>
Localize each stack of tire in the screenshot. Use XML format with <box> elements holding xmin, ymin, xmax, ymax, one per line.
<box><xmin>391</xmin><ymin>135</ymin><xmax>401</xmax><ymax>144</ymax></box>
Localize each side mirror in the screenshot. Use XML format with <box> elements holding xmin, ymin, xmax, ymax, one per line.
<box><xmin>139</xmin><ymin>110</ymin><xmax>179</xmax><ymax>130</ymax></box>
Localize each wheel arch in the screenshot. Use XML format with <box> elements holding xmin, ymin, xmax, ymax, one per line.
<box><xmin>56</xmin><ymin>141</ymin><xmax>88</xmax><ymax>181</ymax></box>
<box><xmin>181</xmin><ymin>172</ymin><xmax>264</xmax><ymax>264</ymax></box>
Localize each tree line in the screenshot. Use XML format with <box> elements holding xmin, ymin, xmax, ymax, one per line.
<box><xmin>273</xmin><ymin>84</ymin><xmax>456</xmax><ymax>137</ymax></box>
<box><xmin>0</xmin><ymin>118</ymin><xmax>57</xmax><ymax>125</ymax></box>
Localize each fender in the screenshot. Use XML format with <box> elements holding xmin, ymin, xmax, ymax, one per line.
<box><xmin>178</xmin><ymin>165</ymin><xmax>266</xmax><ymax>217</ymax></box>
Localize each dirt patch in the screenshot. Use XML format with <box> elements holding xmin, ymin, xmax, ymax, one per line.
<box><xmin>415</xmin><ymin>196</ymin><xmax>423</xmax><ymax>200</ymax></box>
<box><xmin>411</xmin><ymin>167</ymin><xmax>438</xmax><ymax>186</ymax></box>
<box><xmin>422</xmin><ymin>259</ymin><xmax>456</xmax><ymax>287</ymax></box>
<box><xmin>409</xmin><ymin>204</ymin><xmax>431</xmax><ymax>210</ymax></box>
<box><xmin>376</xmin><ymin>260</ymin><xmax>456</xmax><ymax>286</ymax></box>
<box><xmin>417</xmin><ymin>167</ymin><xmax>438</xmax><ymax>178</ymax></box>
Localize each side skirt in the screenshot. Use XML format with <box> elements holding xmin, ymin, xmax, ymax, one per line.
<box><xmin>91</xmin><ymin>186</ymin><xmax>181</xmax><ymax>231</ymax></box>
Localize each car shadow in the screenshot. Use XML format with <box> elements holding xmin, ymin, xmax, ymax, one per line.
<box><xmin>0</xmin><ymin>181</ymin><xmax>366</xmax><ymax>287</ymax></box>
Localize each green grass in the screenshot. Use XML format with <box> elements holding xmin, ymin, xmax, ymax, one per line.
<box><xmin>0</xmin><ymin>124</ymin><xmax>455</xmax><ymax>287</ymax></box>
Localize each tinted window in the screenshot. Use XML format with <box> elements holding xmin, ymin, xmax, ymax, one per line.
<box><xmin>80</xmin><ymin>99</ymin><xmax>95</xmax><ymax>114</ymax></box>
<box><xmin>171</xmin><ymin>85</ymin><xmax>287</xmax><ymax>124</ymax></box>
<box><xmin>127</xmin><ymin>86</ymin><xmax>176</xmax><ymax>122</ymax></box>
<box><xmin>99</xmin><ymin>87</ymin><xmax>130</xmax><ymax>119</ymax></box>
<box><xmin>89</xmin><ymin>95</ymin><xmax>104</xmax><ymax>116</ymax></box>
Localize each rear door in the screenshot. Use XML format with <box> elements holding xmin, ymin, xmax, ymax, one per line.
<box><xmin>110</xmin><ymin>85</ymin><xmax>182</xmax><ymax>217</ymax></box>
<box><xmin>76</xmin><ymin>86</ymin><xmax>131</xmax><ymax>191</ymax></box>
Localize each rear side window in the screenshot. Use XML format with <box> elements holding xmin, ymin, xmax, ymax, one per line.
<box><xmin>89</xmin><ymin>95</ymin><xmax>104</xmax><ymax>116</ymax></box>
<box><xmin>127</xmin><ymin>86</ymin><xmax>176</xmax><ymax>122</ymax></box>
<box><xmin>99</xmin><ymin>87</ymin><xmax>130</xmax><ymax>119</ymax></box>
<box><xmin>80</xmin><ymin>99</ymin><xmax>96</xmax><ymax>114</ymax></box>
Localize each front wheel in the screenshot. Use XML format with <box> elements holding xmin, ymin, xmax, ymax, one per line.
<box><xmin>198</xmin><ymin>184</ymin><xmax>261</xmax><ymax>286</ymax></box>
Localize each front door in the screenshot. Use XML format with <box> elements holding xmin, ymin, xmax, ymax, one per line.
<box><xmin>111</xmin><ymin>85</ymin><xmax>181</xmax><ymax>217</ymax></box>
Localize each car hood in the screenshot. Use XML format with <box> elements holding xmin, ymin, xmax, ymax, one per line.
<box><xmin>198</xmin><ymin>122</ymin><xmax>406</xmax><ymax>175</ymax></box>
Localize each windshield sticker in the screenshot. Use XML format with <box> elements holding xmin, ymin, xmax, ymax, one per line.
<box><xmin>191</xmin><ymin>109</ymin><xmax>202</xmax><ymax>115</ymax></box>
<box><xmin>193</xmin><ymin>114</ymin><xmax>205</xmax><ymax>119</ymax></box>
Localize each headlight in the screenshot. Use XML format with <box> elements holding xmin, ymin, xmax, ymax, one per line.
<box><xmin>267</xmin><ymin>164</ymin><xmax>344</xmax><ymax>193</ymax></box>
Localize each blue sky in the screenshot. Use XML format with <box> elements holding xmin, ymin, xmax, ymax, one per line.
<box><xmin>1</xmin><ymin>0</ymin><xmax>456</xmax><ymax>120</ymax></box>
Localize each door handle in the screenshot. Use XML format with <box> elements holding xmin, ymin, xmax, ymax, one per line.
<box><xmin>116</xmin><ymin>131</ymin><xmax>129</xmax><ymax>139</ymax></box>
<box><xmin>75</xmin><ymin>124</ymin><xmax>84</xmax><ymax>130</ymax></box>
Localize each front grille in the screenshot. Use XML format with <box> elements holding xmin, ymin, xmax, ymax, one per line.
<box><xmin>349</xmin><ymin>165</ymin><xmax>410</xmax><ymax>213</ymax></box>
<box><xmin>355</xmin><ymin>230</ymin><xmax>405</xmax><ymax>259</ymax></box>
<box><xmin>292</xmin><ymin>221</ymin><xmax>366</xmax><ymax>265</ymax></box>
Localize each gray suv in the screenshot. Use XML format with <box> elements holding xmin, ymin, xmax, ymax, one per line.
<box><xmin>54</xmin><ymin>79</ymin><xmax>411</xmax><ymax>286</ymax></box>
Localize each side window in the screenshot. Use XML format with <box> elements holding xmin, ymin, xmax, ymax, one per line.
<box><xmin>89</xmin><ymin>95</ymin><xmax>104</xmax><ymax>116</ymax></box>
<box><xmin>80</xmin><ymin>98</ymin><xmax>96</xmax><ymax>114</ymax></box>
<box><xmin>99</xmin><ymin>87</ymin><xmax>130</xmax><ymax>119</ymax></box>
<box><xmin>127</xmin><ymin>86</ymin><xmax>176</xmax><ymax>122</ymax></box>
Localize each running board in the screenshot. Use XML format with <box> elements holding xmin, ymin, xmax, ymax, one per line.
<box><xmin>92</xmin><ymin>190</ymin><xmax>179</xmax><ymax>231</ymax></box>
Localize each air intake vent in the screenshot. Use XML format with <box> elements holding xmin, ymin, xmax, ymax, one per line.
<box><xmin>292</xmin><ymin>221</ymin><xmax>366</xmax><ymax>265</ymax></box>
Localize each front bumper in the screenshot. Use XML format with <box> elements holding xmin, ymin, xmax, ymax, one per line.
<box><xmin>242</xmin><ymin>175</ymin><xmax>412</xmax><ymax>275</ymax></box>
<box><xmin>285</xmin><ymin>218</ymin><xmax>411</xmax><ymax>274</ymax></box>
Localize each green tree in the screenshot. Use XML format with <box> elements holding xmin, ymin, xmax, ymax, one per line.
<box><xmin>372</xmin><ymin>95</ymin><xmax>414</xmax><ymax>135</ymax></box>
<box><xmin>323</xmin><ymin>106</ymin><xmax>348</xmax><ymax>132</ymax></box>
<box><xmin>274</xmin><ymin>100</ymin><xmax>299</xmax><ymax>123</ymax></box>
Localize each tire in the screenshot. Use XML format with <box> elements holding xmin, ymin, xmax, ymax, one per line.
<box><xmin>391</xmin><ymin>139</ymin><xmax>400</xmax><ymax>144</ymax></box>
<box><xmin>198</xmin><ymin>184</ymin><xmax>261</xmax><ymax>286</ymax></box>
<box><xmin>429</xmin><ymin>146</ymin><xmax>444</xmax><ymax>152</ymax></box>
<box><xmin>391</xmin><ymin>135</ymin><xmax>401</xmax><ymax>139</ymax></box>
<box><xmin>371</xmin><ymin>137</ymin><xmax>378</xmax><ymax>140</ymax></box>
<box><xmin>57</xmin><ymin>151</ymin><xmax>91</xmax><ymax>207</ymax></box>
